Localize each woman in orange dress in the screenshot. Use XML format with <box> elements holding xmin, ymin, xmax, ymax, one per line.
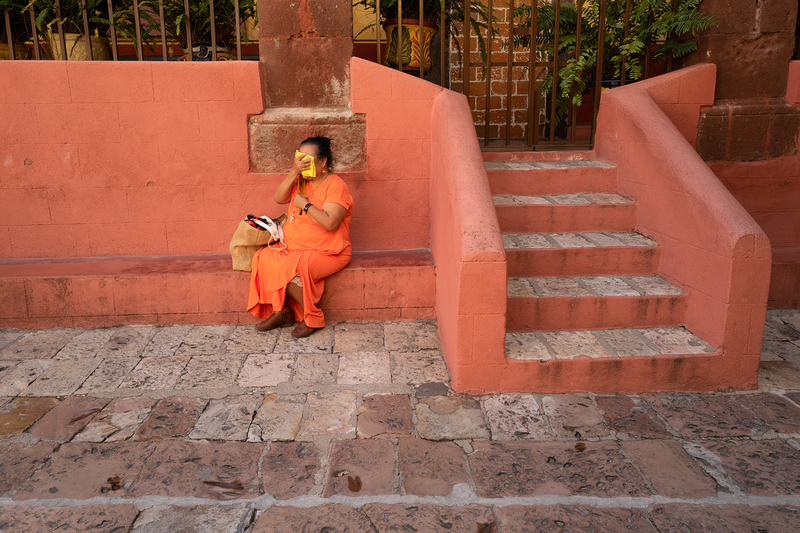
<box><xmin>247</xmin><ymin>137</ymin><xmax>354</xmax><ymax>338</ymax></box>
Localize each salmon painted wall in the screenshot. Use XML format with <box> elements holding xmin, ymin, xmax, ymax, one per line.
<box><xmin>705</xmin><ymin>60</ymin><xmax>800</xmax><ymax>309</ymax></box>
<box><xmin>0</xmin><ymin>59</ymin><xmax>436</xmax><ymax>259</ymax></box>
<box><xmin>595</xmin><ymin>64</ymin><xmax>772</xmax><ymax>389</ymax></box>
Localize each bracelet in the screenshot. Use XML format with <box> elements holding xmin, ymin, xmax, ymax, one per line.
<box><xmin>303</xmin><ymin>202</ymin><xmax>312</xmax><ymax>214</ymax></box>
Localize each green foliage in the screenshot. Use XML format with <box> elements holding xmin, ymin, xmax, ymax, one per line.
<box><xmin>160</xmin><ymin>0</ymin><xmax>256</xmax><ymax>47</ymax></box>
<box><xmin>0</xmin><ymin>0</ymin><xmax>33</xmax><ymax>43</ymax></box>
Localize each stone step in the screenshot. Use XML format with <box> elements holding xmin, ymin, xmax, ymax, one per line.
<box><xmin>482</xmin><ymin>150</ymin><xmax>599</xmax><ymax>162</ymax></box>
<box><xmin>503</xmin><ymin>327</ymin><xmax>718</xmax><ymax>393</ymax></box>
<box><xmin>494</xmin><ymin>193</ymin><xmax>636</xmax><ymax>233</ymax></box>
<box><xmin>486</xmin><ymin>160</ymin><xmax>617</xmax><ymax>196</ymax></box>
<box><xmin>0</xmin><ymin>250</ymin><xmax>435</xmax><ymax>329</ymax></box>
<box><xmin>503</xmin><ymin>232</ymin><xmax>660</xmax><ymax>277</ymax></box>
<box><xmin>506</xmin><ymin>276</ymin><xmax>686</xmax><ymax>331</ymax></box>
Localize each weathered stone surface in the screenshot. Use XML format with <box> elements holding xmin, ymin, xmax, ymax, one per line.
<box><xmin>0</xmin><ymin>329</ymin><xmax>77</xmax><ymax>360</ymax></box>
<box><xmin>703</xmin><ymin>439</ymin><xmax>800</xmax><ymax>495</ymax></box>
<box><xmin>508</xmin><ymin>277</ymin><xmax>537</xmax><ymax>298</ymax></box>
<box><xmin>292</xmin><ymin>353</ymin><xmax>338</xmax><ymax>385</ymax></box>
<box><xmin>0</xmin><ymin>330</ymin><xmax>23</xmax><ymax>352</ymax></box>
<box><xmin>415</xmin><ymin>382</ymin><xmax>450</xmax><ymax>398</ymax></box>
<box><xmin>582</xmin><ymin>276</ymin><xmax>640</xmax><ymax>296</ymax></box>
<box><xmin>175</xmin><ymin>355</ymin><xmax>245</xmax><ymax>390</ymax></box>
<box><xmin>248</xmin><ymin>393</ymin><xmax>305</xmax><ymax>442</ymax></box>
<box><xmin>119</xmin><ymin>356</ymin><xmax>190</xmax><ymax>390</ymax></box>
<box><xmin>189</xmin><ymin>395</ymin><xmax>261</xmax><ymax>441</ymax></box>
<box><xmin>415</xmin><ymin>396</ymin><xmax>490</xmax><ymax>441</ymax></box>
<box><xmin>96</xmin><ymin>325</ymin><xmax>155</xmax><ymax>358</ymax></box>
<box><xmin>333</xmin><ymin>322</ymin><xmax>384</xmax><ymax>353</ymax></box>
<box><xmin>358</xmin><ymin>394</ymin><xmax>413</xmax><ymax>438</ymax></box>
<box><xmin>19</xmin><ymin>357</ymin><xmax>101</xmax><ymax>396</ymax></box>
<box><xmin>470</xmin><ymin>441</ymin><xmax>650</xmax><ymax>497</ymax></box>
<box><xmin>261</xmin><ymin>441</ymin><xmax>321</xmax><ymax>499</ymax></box>
<box><xmin>128</xmin><ymin>440</ymin><xmax>263</xmax><ymax>500</ymax></box>
<box><xmin>338</xmin><ymin>351</ymin><xmax>391</xmax><ymax>384</ymax></box>
<box><xmin>252</xmin><ymin>504</ymin><xmax>374</xmax><ymax>533</ymax></box>
<box><xmin>225</xmin><ymin>325</ymin><xmax>278</xmax><ymax>354</ymax></box>
<box><xmin>735</xmin><ymin>393</ymin><xmax>800</xmax><ymax>433</ymax></box>
<box><xmin>0</xmin><ymin>441</ymin><xmax>59</xmax><ymax>495</ymax></box>
<box><xmin>595</xmin><ymin>396</ymin><xmax>672</xmax><ymax>438</ymax></box>
<box><xmin>364</xmin><ymin>504</ymin><xmax>496</xmax><ymax>533</ymax></box>
<box><xmin>484</xmin><ymin>394</ymin><xmax>554</xmax><ymax>440</ymax></box>
<box><xmin>622</xmin><ymin>440</ymin><xmax>717</xmax><ymax>498</ymax></box>
<box><xmin>630</xmin><ymin>276</ymin><xmax>683</xmax><ymax>296</ymax></box>
<box><xmin>535</xmin><ymin>277</ymin><xmax>592</xmax><ymax>297</ymax></box>
<box><xmin>55</xmin><ymin>328</ymin><xmax>117</xmax><ymax>359</ymax></box>
<box><xmin>275</xmin><ymin>325</ymin><xmax>334</xmax><ymax>354</ymax></box>
<box><xmin>0</xmin><ymin>359</ymin><xmax>52</xmax><ymax>396</ymax></box>
<box><xmin>0</xmin><ymin>504</ymin><xmax>140</xmax><ymax>533</ymax></box>
<box><xmin>496</xmin><ymin>505</ymin><xmax>656</xmax><ymax>533</ymax></box>
<box><xmin>648</xmin><ymin>503</ymin><xmax>800</xmax><ymax>533</ymax></box>
<box><xmin>237</xmin><ymin>353</ymin><xmax>294</xmax><ymax>387</ymax></box>
<box><xmin>392</xmin><ymin>351</ymin><xmax>450</xmax><ymax>385</ymax></box>
<box><xmin>541</xmin><ymin>394</ymin><xmax>609</xmax><ymax>439</ymax></box>
<box><xmin>131</xmin><ymin>505</ymin><xmax>253</xmax><ymax>533</ymax></box>
<box><xmin>73</xmin><ymin>396</ymin><xmax>157</xmax><ymax>443</ymax></box>
<box><xmin>384</xmin><ymin>321</ymin><xmax>440</xmax><ymax>351</ymax></box>
<box><xmin>134</xmin><ymin>397</ymin><xmax>207</xmax><ymax>441</ymax></box>
<box><xmin>28</xmin><ymin>396</ymin><xmax>109</xmax><ymax>441</ymax></box>
<box><xmin>141</xmin><ymin>325</ymin><xmax>192</xmax><ymax>357</ymax></box>
<box><xmin>644</xmin><ymin>393</ymin><xmax>770</xmax><ymax>438</ymax></box>
<box><xmin>175</xmin><ymin>325</ymin><xmax>235</xmax><ymax>357</ymax></box>
<box><xmin>297</xmin><ymin>390</ymin><xmax>356</xmax><ymax>440</ymax></box>
<box><xmin>759</xmin><ymin>361</ymin><xmax>800</xmax><ymax>390</ymax></box>
<box><xmin>598</xmin><ymin>329</ymin><xmax>659</xmax><ymax>357</ymax></box>
<box><xmin>14</xmin><ymin>441</ymin><xmax>156</xmax><ymax>500</ymax></box>
<box><xmin>323</xmin><ymin>438</ymin><xmax>395</xmax><ymax>497</ymax></box>
<box><xmin>0</xmin><ymin>397</ymin><xmax>60</xmax><ymax>439</ymax></box>
<box><xmin>543</xmin><ymin>331</ymin><xmax>611</xmax><ymax>358</ymax></box>
<box><xmin>505</xmin><ymin>332</ymin><xmax>551</xmax><ymax>360</ymax></box>
<box><xmin>76</xmin><ymin>357</ymin><xmax>139</xmax><ymax>395</ymax></box>
<box><xmin>641</xmin><ymin>327</ymin><xmax>714</xmax><ymax>354</ymax></box>
<box><xmin>398</xmin><ymin>438</ymin><xmax>468</xmax><ymax>496</ymax></box>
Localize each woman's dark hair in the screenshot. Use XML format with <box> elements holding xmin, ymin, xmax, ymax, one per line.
<box><xmin>300</xmin><ymin>136</ymin><xmax>334</xmax><ymax>170</ymax></box>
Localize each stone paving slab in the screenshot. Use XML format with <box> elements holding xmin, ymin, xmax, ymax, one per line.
<box><xmin>76</xmin><ymin>357</ymin><xmax>140</xmax><ymax>395</ymax></box>
<box><xmin>760</xmin><ymin>360</ymin><xmax>800</xmax><ymax>390</ymax></box>
<box><xmin>175</xmin><ymin>325</ymin><xmax>235</xmax><ymax>357</ymax></box>
<box><xmin>127</xmin><ymin>440</ymin><xmax>263</xmax><ymax>500</ymax></box>
<box><xmin>96</xmin><ymin>325</ymin><xmax>155</xmax><ymax>358</ymax></box>
<box><xmin>364</xmin><ymin>504</ymin><xmax>496</xmax><ymax>533</ymax></box>
<box><xmin>0</xmin><ymin>441</ymin><xmax>59</xmax><ymax>495</ymax></box>
<box><xmin>19</xmin><ymin>357</ymin><xmax>101</xmax><ymax>396</ymax></box>
<box><xmin>296</xmin><ymin>390</ymin><xmax>356</xmax><ymax>440</ymax></box>
<box><xmin>261</xmin><ymin>441</ymin><xmax>321</xmax><ymax>499</ymax></box>
<box><xmin>621</xmin><ymin>440</ymin><xmax>717</xmax><ymax>498</ymax></box>
<box><xmin>141</xmin><ymin>325</ymin><xmax>192</xmax><ymax>357</ymax></box>
<box><xmin>0</xmin><ymin>504</ymin><xmax>140</xmax><ymax>533</ymax></box>
<box><xmin>483</xmin><ymin>394</ymin><xmax>554</xmax><ymax>440</ymax></box>
<box><xmin>398</xmin><ymin>438</ymin><xmax>468</xmax><ymax>496</ymax></box>
<box><xmin>252</xmin><ymin>504</ymin><xmax>374</xmax><ymax>533</ymax></box>
<box><xmin>134</xmin><ymin>396</ymin><xmax>207</xmax><ymax>441</ymax></box>
<box><xmin>358</xmin><ymin>393</ymin><xmax>414</xmax><ymax>438</ymax></box>
<box><xmin>73</xmin><ymin>396</ymin><xmax>156</xmax><ymax>443</ymax></box>
<box><xmin>131</xmin><ymin>505</ymin><xmax>253</xmax><ymax>533</ymax></box>
<box><xmin>392</xmin><ymin>351</ymin><xmax>451</xmax><ymax>385</ymax></box>
<box><xmin>274</xmin><ymin>325</ymin><xmax>334</xmax><ymax>354</ymax></box>
<box><xmin>0</xmin><ymin>328</ymin><xmax>77</xmax><ymax>360</ymax></box>
<box><xmin>495</xmin><ymin>505</ymin><xmax>656</xmax><ymax>532</ymax></box>
<box><xmin>14</xmin><ymin>441</ymin><xmax>157</xmax><ymax>500</ymax></box>
<box><xmin>541</xmin><ymin>394</ymin><xmax>608</xmax><ymax>439</ymax></box>
<box><xmin>338</xmin><ymin>351</ymin><xmax>391</xmax><ymax>384</ymax></box>
<box><xmin>416</xmin><ymin>396</ymin><xmax>489</xmax><ymax>441</ymax></box>
<box><xmin>237</xmin><ymin>353</ymin><xmax>294</xmax><ymax>387</ymax></box>
<box><xmin>28</xmin><ymin>396</ymin><xmax>109</xmax><ymax>441</ymax></box>
<box><xmin>735</xmin><ymin>392</ymin><xmax>800</xmax><ymax>433</ymax></box>
<box><xmin>0</xmin><ymin>330</ymin><xmax>23</xmax><ymax>352</ymax></box>
<box><xmin>0</xmin><ymin>397</ymin><xmax>60</xmax><ymax>439</ymax></box>
<box><xmin>596</xmin><ymin>395</ymin><xmax>672</xmax><ymax>438</ymax></box>
<box><xmin>701</xmin><ymin>439</ymin><xmax>800</xmax><ymax>496</ymax></box>
<box><xmin>292</xmin><ymin>353</ymin><xmax>338</xmax><ymax>385</ymax></box>
<box><xmin>248</xmin><ymin>393</ymin><xmax>305</xmax><ymax>442</ymax></box>
<box><xmin>189</xmin><ymin>395</ymin><xmax>261</xmax><ymax>441</ymax></box>
<box><xmin>334</xmin><ymin>322</ymin><xmax>385</xmax><ymax>352</ymax></box>
<box><xmin>323</xmin><ymin>438</ymin><xmax>396</xmax><ymax>497</ymax></box>
<box><xmin>119</xmin><ymin>356</ymin><xmax>190</xmax><ymax>390</ymax></box>
<box><xmin>55</xmin><ymin>328</ymin><xmax>118</xmax><ymax>359</ymax></box>
<box><xmin>0</xmin><ymin>359</ymin><xmax>52</xmax><ymax>396</ymax></box>
<box><xmin>175</xmin><ymin>355</ymin><xmax>245</xmax><ymax>390</ymax></box>
<box><xmin>225</xmin><ymin>325</ymin><xmax>278</xmax><ymax>355</ymax></box>
<box><xmin>647</xmin><ymin>503</ymin><xmax>800</xmax><ymax>533</ymax></box>
<box><xmin>384</xmin><ymin>321</ymin><xmax>440</xmax><ymax>352</ymax></box>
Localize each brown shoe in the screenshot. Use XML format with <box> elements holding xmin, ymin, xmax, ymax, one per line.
<box><xmin>291</xmin><ymin>321</ymin><xmax>321</xmax><ymax>338</ymax></box>
<box><xmin>255</xmin><ymin>307</ymin><xmax>294</xmax><ymax>332</ymax></box>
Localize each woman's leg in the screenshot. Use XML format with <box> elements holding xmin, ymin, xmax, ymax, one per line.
<box><xmin>285</xmin><ymin>281</ymin><xmax>304</xmax><ymax>311</ymax></box>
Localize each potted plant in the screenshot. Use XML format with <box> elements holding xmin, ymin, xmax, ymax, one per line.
<box><xmin>26</xmin><ymin>0</ymin><xmax>116</xmax><ymax>59</ymax></box>
<box><xmin>1</xmin><ymin>0</ymin><xmax>33</xmax><ymax>58</ymax></box>
<box><xmin>159</xmin><ymin>0</ymin><xmax>255</xmax><ymax>60</ymax></box>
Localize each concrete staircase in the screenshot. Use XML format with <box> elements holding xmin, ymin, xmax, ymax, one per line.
<box><xmin>486</xmin><ymin>154</ymin><xmax>717</xmax><ymax>389</ymax></box>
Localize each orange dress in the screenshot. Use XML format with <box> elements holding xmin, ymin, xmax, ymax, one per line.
<box><xmin>247</xmin><ymin>174</ymin><xmax>354</xmax><ymax>328</ymax></box>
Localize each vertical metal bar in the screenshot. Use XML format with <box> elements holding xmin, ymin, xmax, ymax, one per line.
<box><xmin>548</xmin><ymin>0</ymin><xmax>560</xmax><ymax>144</ymax></box>
<box><xmin>464</xmin><ymin>0</ymin><xmax>471</xmax><ymax>99</ymax></box>
<box><xmin>210</xmin><ymin>0</ymin><xmax>217</xmax><ymax>61</ymax></box>
<box><xmin>29</xmin><ymin>5</ymin><xmax>41</xmax><ymax>60</ymax></box>
<box><xmin>81</xmin><ymin>0</ymin><xmax>93</xmax><ymax>60</ymax></box>
<box><xmin>505</xmin><ymin>0</ymin><xmax>514</xmax><ymax>146</ymax></box>
<box><xmin>159</xmin><ymin>0</ymin><xmax>168</xmax><ymax>60</ymax></box>
<box><xmin>397</xmin><ymin>0</ymin><xmax>402</xmax><ymax>71</ymax></box>
<box><xmin>419</xmin><ymin>0</ymin><xmax>424</xmax><ymax>78</ymax></box>
<box><xmin>591</xmin><ymin>0</ymin><xmax>607</xmax><ymax>144</ymax></box>
<box><xmin>132</xmin><ymin>0</ymin><xmax>143</xmax><ymax>60</ymax></box>
<box><xmin>107</xmin><ymin>0</ymin><xmax>118</xmax><ymax>60</ymax></box>
<box><xmin>234</xmin><ymin>0</ymin><xmax>240</xmax><ymax>60</ymax></box>
<box><xmin>440</xmin><ymin>5</ymin><xmax>445</xmax><ymax>87</ymax></box>
<box><xmin>666</xmin><ymin>0</ymin><xmax>678</xmax><ymax>72</ymax></box>
<box><xmin>4</xmin><ymin>9</ymin><xmax>14</xmax><ymax>60</ymax></box>
<box><xmin>54</xmin><ymin>0</ymin><xmax>67</xmax><ymax>60</ymax></box>
<box><xmin>620</xmin><ymin>0</ymin><xmax>630</xmax><ymax>85</ymax></box>
<box><xmin>527</xmin><ymin>0</ymin><xmax>538</xmax><ymax>146</ymax></box>
<box><xmin>376</xmin><ymin>0</ymin><xmax>381</xmax><ymax>63</ymax></box>
<box><xmin>643</xmin><ymin>11</ymin><xmax>652</xmax><ymax>79</ymax></box>
<box><xmin>570</xmin><ymin>0</ymin><xmax>582</xmax><ymax>144</ymax></box>
<box><xmin>484</xmin><ymin>0</ymin><xmax>493</xmax><ymax>147</ymax></box>
<box><xmin>183</xmin><ymin>0</ymin><xmax>192</xmax><ymax>61</ymax></box>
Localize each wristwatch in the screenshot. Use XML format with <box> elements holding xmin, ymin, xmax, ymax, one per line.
<box><xmin>303</xmin><ymin>202</ymin><xmax>312</xmax><ymax>214</ymax></box>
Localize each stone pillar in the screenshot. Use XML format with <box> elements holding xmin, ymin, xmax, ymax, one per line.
<box><xmin>681</xmin><ymin>0</ymin><xmax>800</xmax><ymax>161</ymax></box>
<box><xmin>249</xmin><ymin>0</ymin><xmax>366</xmax><ymax>173</ymax></box>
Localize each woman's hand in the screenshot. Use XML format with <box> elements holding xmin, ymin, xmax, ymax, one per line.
<box><xmin>291</xmin><ymin>151</ymin><xmax>313</xmax><ymax>177</ymax></box>
<box><xmin>275</xmin><ymin>153</ymin><xmax>309</xmax><ymax>204</ymax></box>
<box><xmin>294</xmin><ymin>193</ymin><xmax>309</xmax><ymax>210</ymax></box>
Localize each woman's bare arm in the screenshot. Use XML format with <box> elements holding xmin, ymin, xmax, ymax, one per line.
<box><xmin>294</xmin><ymin>193</ymin><xmax>347</xmax><ymax>231</ymax></box>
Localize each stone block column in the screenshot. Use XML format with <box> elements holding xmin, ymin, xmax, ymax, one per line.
<box><xmin>249</xmin><ymin>0</ymin><xmax>366</xmax><ymax>173</ymax></box>
<box><xmin>682</xmin><ymin>0</ymin><xmax>800</xmax><ymax>161</ymax></box>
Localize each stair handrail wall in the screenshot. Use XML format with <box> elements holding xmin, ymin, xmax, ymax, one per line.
<box><xmin>430</xmin><ymin>88</ymin><xmax>507</xmax><ymax>393</ymax></box>
<box><xmin>595</xmin><ymin>63</ymin><xmax>771</xmax><ymax>387</ymax></box>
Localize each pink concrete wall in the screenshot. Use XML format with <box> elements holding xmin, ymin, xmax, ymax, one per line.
<box><xmin>595</xmin><ymin>64</ymin><xmax>772</xmax><ymax>388</ymax></box>
<box><xmin>430</xmin><ymin>90</ymin><xmax>507</xmax><ymax>393</ymax></box>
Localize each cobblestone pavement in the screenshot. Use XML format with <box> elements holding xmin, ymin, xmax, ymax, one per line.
<box><xmin>1</xmin><ymin>313</ymin><xmax>800</xmax><ymax>531</ymax></box>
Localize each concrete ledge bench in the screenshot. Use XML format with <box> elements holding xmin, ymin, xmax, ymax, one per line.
<box><xmin>0</xmin><ymin>250</ymin><xmax>434</xmax><ymax>329</ymax></box>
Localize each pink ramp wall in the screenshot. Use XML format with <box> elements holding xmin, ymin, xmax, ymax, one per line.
<box><xmin>595</xmin><ymin>64</ymin><xmax>772</xmax><ymax>389</ymax></box>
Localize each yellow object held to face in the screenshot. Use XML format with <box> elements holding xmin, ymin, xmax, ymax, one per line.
<box><xmin>296</xmin><ymin>150</ymin><xmax>316</xmax><ymax>178</ymax></box>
